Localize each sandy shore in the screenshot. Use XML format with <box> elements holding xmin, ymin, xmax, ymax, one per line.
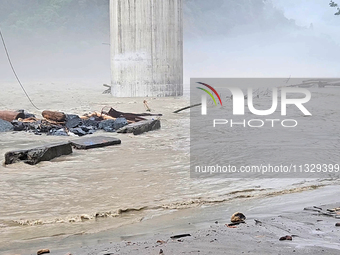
<box><xmin>51</xmin><ymin>204</ymin><xmax>340</xmax><ymax>255</ymax></box>
<box><xmin>19</xmin><ymin>185</ymin><xmax>337</xmax><ymax>255</ymax></box>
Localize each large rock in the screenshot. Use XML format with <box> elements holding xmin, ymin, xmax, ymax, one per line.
<box><xmin>98</xmin><ymin>119</ymin><xmax>115</xmax><ymax>132</ymax></box>
<box><xmin>65</xmin><ymin>114</ymin><xmax>82</xmax><ymax>129</ymax></box>
<box><xmin>5</xmin><ymin>142</ymin><xmax>72</xmax><ymax>165</ymax></box>
<box><xmin>114</xmin><ymin>117</ymin><xmax>128</xmax><ymax>129</ymax></box>
<box><xmin>0</xmin><ymin>119</ymin><xmax>13</xmax><ymax>132</ymax></box>
<box><xmin>117</xmin><ymin>119</ymin><xmax>161</xmax><ymax>135</ymax></box>
<box><xmin>70</xmin><ymin>136</ymin><xmax>121</xmax><ymax>149</ymax></box>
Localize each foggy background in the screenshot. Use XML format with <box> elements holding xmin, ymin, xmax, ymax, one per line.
<box><xmin>0</xmin><ymin>0</ymin><xmax>339</xmax><ymax>86</ymax></box>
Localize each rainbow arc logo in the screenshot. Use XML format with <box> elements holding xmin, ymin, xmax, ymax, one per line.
<box><xmin>196</xmin><ymin>82</ymin><xmax>223</xmax><ymax>106</ymax></box>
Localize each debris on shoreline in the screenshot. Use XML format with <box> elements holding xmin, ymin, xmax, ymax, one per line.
<box><xmin>230</xmin><ymin>212</ymin><xmax>246</xmax><ymax>223</ymax></box>
<box><xmin>5</xmin><ymin>136</ymin><xmax>122</xmax><ymax>165</ymax></box>
<box><xmin>0</xmin><ymin>107</ymin><xmax>162</xmax><ymax>137</ymax></box>
<box><xmin>5</xmin><ymin>142</ymin><xmax>73</xmax><ymax>165</ymax></box>
<box><xmin>37</xmin><ymin>249</ymin><xmax>50</xmax><ymax>255</ymax></box>
<box><xmin>1</xmin><ymin>107</ymin><xmax>162</xmax><ymax>165</ymax></box>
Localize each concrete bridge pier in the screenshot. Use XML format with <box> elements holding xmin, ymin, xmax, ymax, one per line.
<box><xmin>110</xmin><ymin>0</ymin><xmax>183</xmax><ymax>97</ymax></box>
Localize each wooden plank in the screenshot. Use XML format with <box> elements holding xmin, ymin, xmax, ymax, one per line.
<box><xmin>5</xmin><ymin>142</ymin><xmax>72</xmax><ymax>165</ymax></box>
<box><xmin>117</xmin><ymin>119</ymin><xmax>161</xmax><ymax>135</ymax></box>
<box><xmin>70</xmin><ymin>136</ymin><xmax>121</xmax><ymax>150</ymax></box>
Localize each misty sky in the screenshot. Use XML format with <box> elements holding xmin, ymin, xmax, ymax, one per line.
<box><xmin>184</xmin><ymin>0</ymin><xmax>340</xmax><ymax>84</ymax></box>
<box><xmin>1</xmin><ymin>0</ymin><xmax>339</xmax><ymax>85</ymax></box>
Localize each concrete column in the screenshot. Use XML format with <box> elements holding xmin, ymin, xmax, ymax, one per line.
<box><xmin>110</xmin><ymin>0</ymin><xmax>183</xmax><ymax>97</ymax></box>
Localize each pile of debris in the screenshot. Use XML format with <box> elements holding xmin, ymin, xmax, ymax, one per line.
<box><xmin>0</xmin><ymin>108</ymin><xmax>162</xmax><ymax>137</ymax></box>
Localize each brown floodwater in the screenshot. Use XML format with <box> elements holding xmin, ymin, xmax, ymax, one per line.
<box><xmin>0</xmin><ymin>82</ymin><xmax>339</xmax><ymax>253</ymax></box>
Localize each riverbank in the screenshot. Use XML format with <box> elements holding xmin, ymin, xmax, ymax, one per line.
<box><xmin>3</xmin><ymin>185</ymin><xmax>339</xmax><ymax>255</ymax></box>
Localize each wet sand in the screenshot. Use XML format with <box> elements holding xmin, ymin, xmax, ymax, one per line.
<box><xmin>3</xmin><ymin>185</ymin><xmax>339</xmax><ymax>255</ymax></box>
<box><xmin>56</xmin><ymin>186</ymin><xmax>340</xmax><ymax>255</ymax></box>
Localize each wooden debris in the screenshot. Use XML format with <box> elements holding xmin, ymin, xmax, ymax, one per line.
<box><xmin>70</xmin><ymin>136</ymin><xmax>121</xmax><ymax>150</ymax></box>
<box><xmin>106</xmin><ymin>108</ymin><xmax>162</xmax><ymax>122</ymax></box>
<box><xmin>18</xmin><ymin>117</ymin><xmax>38</xmax><ymax>123</ymax></box>
<box><xmin>226</xmin><ymin>221</ymin><xmax>245</xmax><ymax>227</ymax></box>
<box><xmin>102</xmin><ymin>84</ymin><xmax>111</xmax><ymax>94</ymax></box>
<box><xmin>173</xmin><ymin>103</ymin><xmax>201</xmax><ymax>113</ymax></box>
<box><xmin>42</xmin><ymin>110</ymin><xmax>66</xmax><ymax>122</ymax></box>
<box><xmin>327</xmin><ymin>208</ymin><xmax>340</xmax><ymax>212</ymax></box>
<box><xmin>279</xmin><ymin>235</ymin><xmax>292</xmax><ymax>241</ymax></box>
<box><xmin>226</xmin><ymin>224</ymin><xmax>237</xmax><ymax>228</ymax></box>
<box><xmin>5</xmin><ymin>142</ymin><xmax>72</xmax><ymax>165</ymax></box>
<box><xmin>0</xmin><ymin>110</ymin><xmax>25</xmax><ymax>122</ymax></box>
<box><xmin>335</xmin><ymin>223</ymin><xmax>340</xmax><ymax>227</ymax></box>
<box><xmin>117</xmin><ymin>119</ymin><xmax>161</xmax><ymax>135</ymax></box>
<box><xmin>37</xmin><ymin>249</ymin><xmax>50</xmax><ymax>255</ymax></box>
<box><xmin>143</xmin><ymin>100</ymin><xmax>151</xmax><ymax>112</ymax></box>
<box><xmin>170</xmin><ymin>234</ymin><xmax>191</xmax><ymax>239</ymax></box>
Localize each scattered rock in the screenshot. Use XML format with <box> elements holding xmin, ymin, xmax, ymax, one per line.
<box><xmin>82</xmin><ymin>117</ymin><xmax>99</xmax><ymax>128</ymax></box>
<box><xmin>0</xmin><ymin>119</ymin><xmax>13</xmax><ymax>132</ymax></box>
<box><xmin>69</xmin><ymin>127</ymin><xmax>87</xmax><ymax>136</ymax></box>
<box><xmin>37</xmin><ymin>249</ymin><xmax>50</xmax><ymax>255</ymax></box>
<box><xmin>65</xmin><ymin>114</ymin><xmax>82</xmax><ymax>129</ymax></box>
<box><xmin>11</xmin><ymin>120</ymin><xmax>25</xmax><ymax>131</ymax></box>
<box><xmin>49</xmin><ymin>128</ymin><xmax>68</xmax><ymax>136</ymax></box>
<box><xmin>231</xmin><ymin>212</ymin><xmax>246</xmax><ymax>223</ymax></box>
<box><xmin>114</xmin><ymin>117</ymin><xmax>128</xmax><ymax>129</ymax></box>
<box><xmin>159</xmin><ymin>248</ymin><xmax>164</xmax><ymax>254</ymax></box>
<box><xmin>98</xmin><ymin>119</ymin><xmax>116</xmax><ymax>132</ymax></box>
<box><xmin>279</xmin><ymin>235</ymin><xmax>292</xmax><ymax>241</ymax></box>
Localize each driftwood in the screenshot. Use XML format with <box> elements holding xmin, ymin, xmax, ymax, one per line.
<box><xmin>173</xmin><ymin>103</ymin><xmax>201</xmax><ymax>113</ymax></box>
<box><xmin>102</xmin><ymin>84</ymin><xmax>111</xmax><ymax>94</ymax></box>
<box><xmin>5</xmin><ymin>142</ymin><xmax>72</xmax><ymax>165</ymax></box>
<box><xmin>0</xmin><ymin>110</ymin><xmax>25</xmax><ymax>122</ymax></box>
<box><xmin>106</xmin><ymin>108</ymin><xmax>162</xmax><ymax>122</ymax></box>
<box><xmin>42</xmin><ymin>110</ymin><xmax>66</xmax><ymax>122</ymax></box>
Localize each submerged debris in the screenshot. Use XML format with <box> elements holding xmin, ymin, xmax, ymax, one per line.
<box><xmin>279</xmin><ymin>235</ymin><xmax>292</xmax><ymax>241</ymax></box>
<box><xmin>0</xmin><ymin>107</ymin><xmax>162</xmax><ymax>137</ymax></box>
<box><xmin>5</xmin><ymin>142</ymin><xmax>72</xmax><ymax>165</ymax></box>
<box><xmin>231</xmin><ymin>212</ymin><xmax>246</xmax><ymax>223</ymax></box>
